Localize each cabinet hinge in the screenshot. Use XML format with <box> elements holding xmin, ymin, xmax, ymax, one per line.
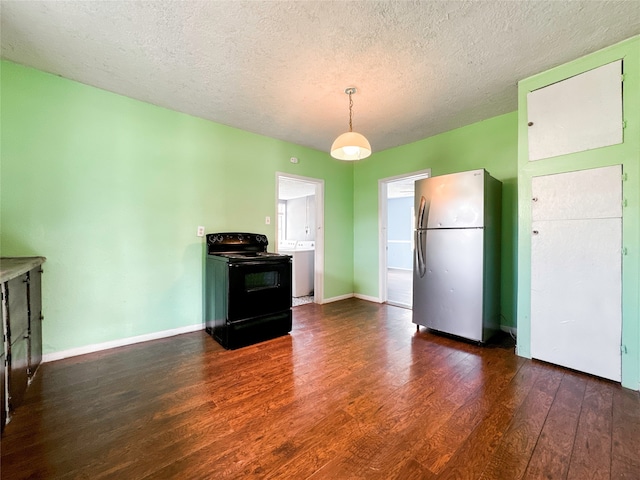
<box><xmin>622</xmin><ymin>247</ymin><xmax>628</xmax><ymax>256</ymax></box>
<box><xmin>621</xmin><ymin>73</ymin><xmax>625</xmax><ymax>82</ymax></box>
<box><xmin>622</xmin><ymin>120</ymin><xmax>627</xmax><ymax>129</ymax></box>
<box><xmin>621</xmin><ymin>345</ymin><xmax>628</xmax><ymax>354</ymax></box>
<box><xmin>622</xmin><ymin>172</ymin><xmax>628</xmax><ymax>181</ymax></box>
<box><xmin>622</xmin><ymin>198</ymin><xmax>628</xmax><ymax>208</ymax></box>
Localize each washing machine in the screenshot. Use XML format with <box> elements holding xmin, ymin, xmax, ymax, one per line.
<box><xmin>278</xmin><ymin>240</ymin><xmax>315</xmax><ymax>298</ymax></box>
<box><xmin>294</xmin><ymin>241</ymin><xmax>315</xmax><ymax>297</ymax></box>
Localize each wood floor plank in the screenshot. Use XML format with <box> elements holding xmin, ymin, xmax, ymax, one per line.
<box><xmin>566</xmin><ymin>377</ymin><xmax>613</xmax><ymax>480</ymax></box>
<box><xmin>354</xmin><ymin>348</ymin><xmax>495</xmax><ymax>479</ymax></box>
<box><xmin>261</xmin><ymin>413</ymin><xmax>365</xmax><ymax>479</ymax></box>
<box><xmin>1</xmin><ymin>298</ymin><xmax>638</xmax><ymax>480</ymax></box>
<box><xmin>478</xmin><ymin>363</ymin><xmax>563</xmax><ymax>480</ymax></box>
<box><xmin>611</xmin><ymin>386</ymin><xmax>640</xmax><ymax>478</ymax></box>
<box><xmin>522</xmin><ymin>371</ymin><xmax>587</xmax><ymax>480</ymax></box>
<box><xmin>330</xmin><ymin>342</ymin><xmax>525</xmax><ymax>478</ymax></box>
<box><xmin>413</xmin><ymin>353</ymin><xmax>526</xmax><ymax>474</ymax></box>
<box><xmin>435</xmin><ymin>359</ymin><xmax>544</xmax><ymax>479</ymax></box>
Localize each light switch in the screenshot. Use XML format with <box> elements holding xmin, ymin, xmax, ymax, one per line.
<box><xmin>265</xmin><ymin>216</ymin><xmax>271</xmax><ymax>225</ymax></box>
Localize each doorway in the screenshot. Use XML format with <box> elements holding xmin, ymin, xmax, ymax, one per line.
<box><xmin>379</xmin><ymin>169</ymin><xmax>431</xmax><ymax>308</ymax></box>
<box><xmin>276</xmin><ymin>173</ymin><xmax>324</xmax><ymax>306</ymax></box>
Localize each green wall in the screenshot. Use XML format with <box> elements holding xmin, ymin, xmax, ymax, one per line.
<box><xmin>516</xmin><ymin>36</ymin><xmax>640</xmax><ymax>390</ymax></box>
<box><xmin>353</xmin><ymin>112</ymin><xmax>519</xmax><ymax>327</ymax></box>
<box><xmin>0</xmin><ymin>60</ymin><xmax>354</xmax><ymax>355</ymax></box>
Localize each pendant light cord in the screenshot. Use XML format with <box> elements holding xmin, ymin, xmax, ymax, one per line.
<box><xmin>348</xmin><ymin>91</ymin><xmax>353</xmax><ymax>132</ymax></box>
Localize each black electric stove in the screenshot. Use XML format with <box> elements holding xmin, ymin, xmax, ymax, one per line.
<box><xmin>204</xmin><ymin>233</ymin><xmax>292</xmax><ymax>349</ymax></box>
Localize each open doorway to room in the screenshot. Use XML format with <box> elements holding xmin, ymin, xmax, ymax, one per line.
<box><xmin>276</xmin><ymin>173</ymin><xmax>324</xmax><ymax>307</ymax></box>
<box><xmin>379</xmin><ymin>169</ymin><xmax>431</xmax><ymax>308</ymax></box>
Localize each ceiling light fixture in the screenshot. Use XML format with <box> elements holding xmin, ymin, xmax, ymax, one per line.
<box><xmin>330</xmin><ymin>87</ymin><xmax>371</xmax><ymax>161</ymax></box>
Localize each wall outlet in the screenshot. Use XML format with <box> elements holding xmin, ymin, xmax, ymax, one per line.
<box><xmin>197</xmin><ymin>226</ymin><xmax>205</xmax><ymax>237</ymax></box>
<box><xmin>265</xmin><ymin>216</ymin><xmax>271</xmax><ymax>225</ymax></box>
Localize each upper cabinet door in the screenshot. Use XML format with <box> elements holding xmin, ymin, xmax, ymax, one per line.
<box><xmin>527</xmin><ymin>60</ymin><xmax>623</xmax><ymax>161</ymax></box>
<box><xmin>531</xmin><ymin>165</ymin><xmax>622</xmax><ymax>221</ymax></box>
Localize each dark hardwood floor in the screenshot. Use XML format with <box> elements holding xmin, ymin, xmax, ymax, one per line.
<box><xmin>2</xmin><ymin>299</ymin><xmax>639</xmax><ymax>479</ymax></box>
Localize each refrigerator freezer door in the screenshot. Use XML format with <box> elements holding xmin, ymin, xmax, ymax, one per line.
<box><xmin>415</xmin><ymin>170</ymin><xmax>485</xmax><ymax>229</ymax></box>
<box><xmin>412</xmin><ymin>228</ymin><xmax>484</xmax><ymax>341</ymax></box>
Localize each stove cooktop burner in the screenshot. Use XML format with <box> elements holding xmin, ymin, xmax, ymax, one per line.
<box><xmin>205</xmin><ymin>232</ymin><xmax>290</xmax><ymax>263</ymax></box>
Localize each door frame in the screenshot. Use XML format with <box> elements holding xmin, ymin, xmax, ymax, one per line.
<box><xmin>378</xmin><ymin>169</ymin><xmax>431</xmax><ymax>306</ymax></box>
<box><xmin>276</xmin><ymin>172</ymin><xmax>325</xmax><ymax>304</ymax></box>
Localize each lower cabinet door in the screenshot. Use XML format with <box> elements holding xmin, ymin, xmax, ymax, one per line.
<box><xmin>531</xmin><ymin>217</ymin><xmax>622</xmax><ymax>381</ymax></box>
<box><xmin>9</xmin><ymin>336</ymin><xmax>29</xmax><ymax>411</ymax></box>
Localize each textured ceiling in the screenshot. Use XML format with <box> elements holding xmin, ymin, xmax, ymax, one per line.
<box><xmin>2</xmin><ymin>1</ymin><xmax>639</xmax><ymax>154</ymax></box>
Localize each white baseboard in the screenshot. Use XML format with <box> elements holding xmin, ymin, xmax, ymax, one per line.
<box><xmin>321</xmin><ymin>293</ymin><xmax>354</xmax><ymax>304</ymax></box>
<box><xmin>42</xmin><ymin>323</ymin><xmax>205</xmax><ymax>363</ymax></box>
<box><xmin>354</xmin><ymin>293</ymin><xmax>383</xmax><ymax>303</ymax></box>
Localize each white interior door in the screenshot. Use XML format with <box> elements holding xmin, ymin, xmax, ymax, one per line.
<box><xmin>530</xmin><ymin>165</ymin><xmax>622</xmax><ymax>381</ymax></box>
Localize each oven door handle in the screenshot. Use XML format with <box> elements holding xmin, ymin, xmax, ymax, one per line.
<box><xmin>229</xmin><ymin>261</ymin><xmax>290</xmax><ymax>267</ymax></box>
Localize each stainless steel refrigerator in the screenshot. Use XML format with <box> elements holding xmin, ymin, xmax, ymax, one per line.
<box><xmin>412</xmin><ymin>169</ymin><xmax>502</xmax><ymax>343</ymax></box>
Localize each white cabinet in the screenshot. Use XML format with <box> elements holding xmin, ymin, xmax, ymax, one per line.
<box><xmin>530</xmin><ymin>165</ymin><xmax>622</xmax><ymax>381</ymax></box>
<box><xmin>531</xmin><ymin>165</ymin><xmax>623</xmax><ymax>220</ymax></box>
<box><xmin>527</xmin><ymin>60</ymin><xmax>623</xmax><ymax>161</ymax></box>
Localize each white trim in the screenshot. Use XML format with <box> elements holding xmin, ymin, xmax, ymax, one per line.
<box><xmin>321</xmin><ymin>293</ymin><xmax>354</xmax><ymax>304</ymax></box>
<box><xmin>379</xmin><ymin>180</ymin><xmax>388</xmax><ymax>303</ymax></box>
<box><xmin>378</xmin><ymin>169</ymin><xmax>431</xmax><ymax>305</ymax></box>
<box><xmin>380</xmin><ymin>169</ymin><xmax>433</xmax><ymax>184</ymax></box>
<box><xmin>354</xmin><ymin>293</ymin><xmax>383</xmax><ymax>303</ymax></box>
<box><xmin>386</xmin><ymin>301</ymin><xmax>411</xmax><ymax>309</ymax></box>
<box><xmin>42</xmin><ymin>323</ymin><xmax>204</xmax><ymax>363</ymax></box>
<box><xmin>276</xmin><ymin>172</ymin><xmax>325</xmax><ymax>305</ymax></box>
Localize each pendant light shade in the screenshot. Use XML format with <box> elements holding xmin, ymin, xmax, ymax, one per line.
<box><xmin>331</xmin><ymin>131</ymin><xmax>372</xmax><ymax>161</ymax></box>
<box><xmin>330</xmin><ymin>87</ymin><xmax>372</xmax><ymax>161</ymax></box>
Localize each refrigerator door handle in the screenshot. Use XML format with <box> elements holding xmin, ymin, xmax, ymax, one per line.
<box><xmin>417</xmin><ymin>195</ymin><xmax>427</xmax><ymax>229</ymax></box>
<box><xmin>416</xmin><ymin>229</ymin><xmax>427</xmax><ymax>278</ymax></box>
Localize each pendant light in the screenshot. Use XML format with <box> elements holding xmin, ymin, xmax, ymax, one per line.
<box><xmin>330</xmin><ymin>87</ymin><xmax>372</xmax><ymax>161</ymax></box>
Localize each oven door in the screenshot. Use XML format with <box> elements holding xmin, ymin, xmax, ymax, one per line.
<box><xmin>227</xmin><ymin>260</ymin><xmax>292</xmax><ymax>321</ymax></box>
